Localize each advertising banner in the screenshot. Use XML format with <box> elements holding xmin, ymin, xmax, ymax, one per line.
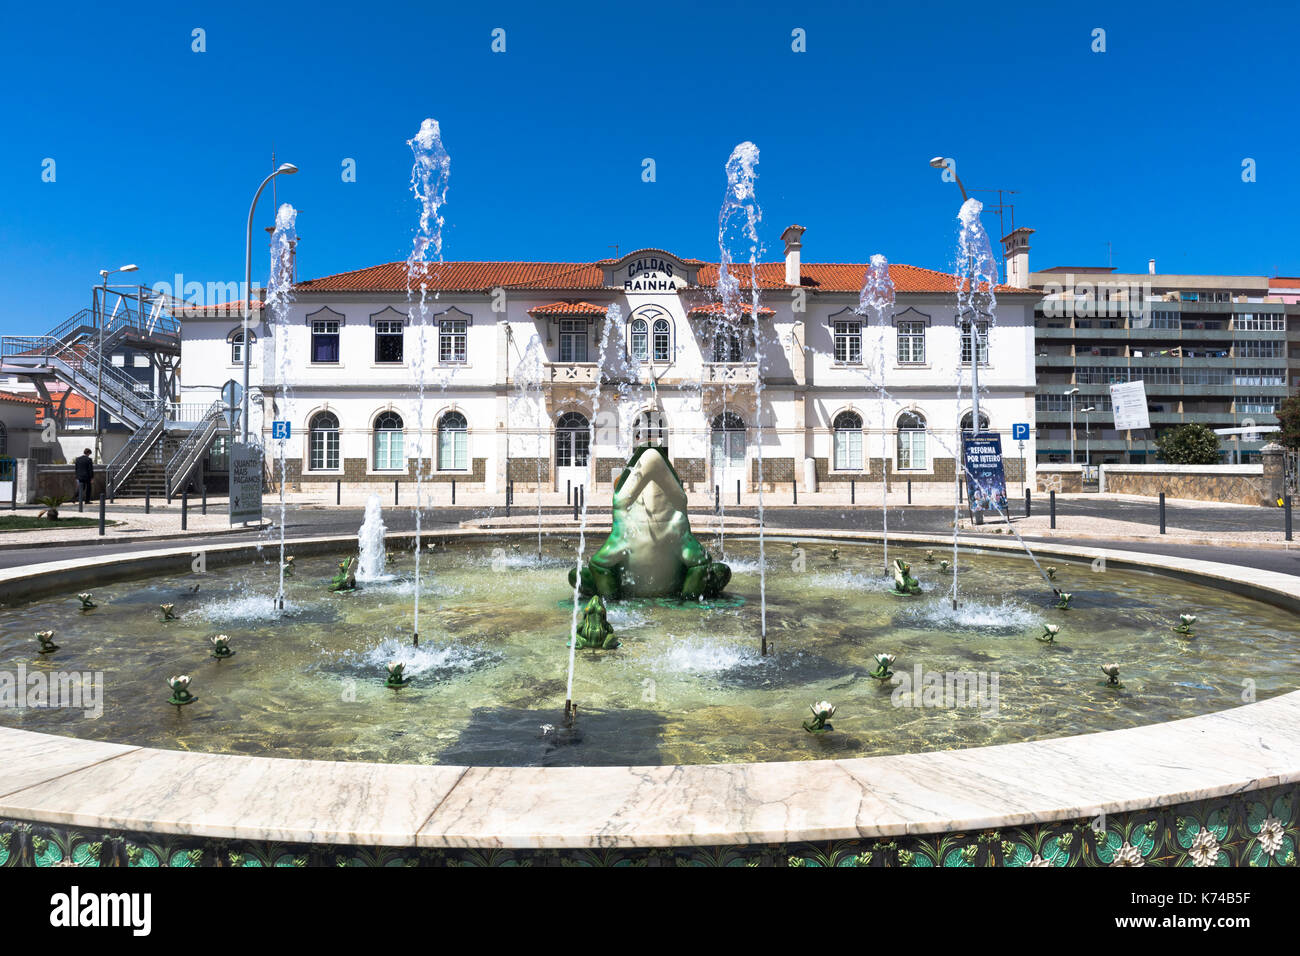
<box><xmin>962</xmin><ymin>433</ymin><xmax>1008</xmax><ymax>517</ymax></box>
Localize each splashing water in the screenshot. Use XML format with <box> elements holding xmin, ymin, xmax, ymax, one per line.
<box><xmin>356</xmin><ymin>494</ymin><xmax>390</xmax><ymax>582</ymax></box>
<box><xmin>509</xmin><ymin>335</ymin><xmax>547</xmax><ymax>556</ymax></box>
<box><xmin>267</xmin><ymin>203</ymin><xmax>297</xmax><ymax>612</ymax></box>
<box><xmin>405</xmin><ymin>119</ymin><xmax>451</xmax><ymax>646</ymax></box>
<box><xmin>716</xmin><ymin>142</ymin><xmax>768</xmax><ymax>653</ymax></box>
<box><xmin>858</xmin><ymin>254</ymin><xmax>895</xmax><ymax>575</ymax></box>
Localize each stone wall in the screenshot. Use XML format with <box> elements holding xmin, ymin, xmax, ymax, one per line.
<box><xmin>26</xmin><ymin>463</ymin><xmax>106</xmax><ymax>503</ymax></box>
<box><xmin>1036</xmin><ymin>466</ymin><xmax>1083</xmax><ymax>494</ymax></box>
<box><xmin>506</xmin><ymin>458</ymin><xmax>549</xmax><ymax>483</ymax></box>
<box><xmin>281</xmin><ymin>458</ymin><xmax>487</xmax><ymax>491</ymax></box>
<box><xmin>1100</xmin><ymin>464</ymin><xmax>1269</xmax><ymax>505</ymax></box>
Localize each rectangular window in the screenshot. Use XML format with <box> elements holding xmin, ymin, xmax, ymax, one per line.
<box><xmin>559</xmin><ymin>319</ymin><xmax>588</xmax><ymax>362</ymax></box>
<box><xmin>1237</xmin><ymin>340</ymin><xmax>1284</xmax><ymax>359</ymax></box>
<box><xmin>311</xmin><ymin>320</ymin><xmax>340</xmax><ymax>363</ymax></box>
<box><xmin>374</xmin><ymin>320</ymin><xmax>404</xmax><ymax>363</ymax></box>
<box><xmin>712</xmin><ymin>331</ymin><xmax>744</xmax><ymax>363</ymax></box>
<box><xmin>960</xmin><ymin>320</ymin><xmax>990</xmax><ymax>365</ymax></box>
<box><xmin>653</xmin><ymin>324</ymin><xmax>670</xmax><ymax>362</ymax></box>
<box><xmin>833</xmin><ymin>429</ymin><xmax>862</xmax><ymax>470</ymax></box>
<box><xmin>309</xmin><ymin>430</ymin><xmax>339</xmax><ymax>470</ymax></box>
<box><xmin>438</xmin><ymin>429</ymin><xmax>467</xmax><ymax>470</ymax></box>
<box><xmin>1236</xmin><ymin>313</ymin><xmax>1286</xmax><ymax>332</ymax></box>
<box><xmin>833</xmin><ymin>320</ymin><xmax>862</xmax><ymax>364</ymax></box>
<box><xmin>438</xmin><ymin>318</ymin><xmax>467</xmax><ymax>363</ymax></box>
<box><xmin>374</xmin><ymin>431</ymin><xmax>404</xmax><ymax>470</ymax></box>
<box><xmin>897</xmin><ymin>431</ymin><xmax>926</xmax><ymax>470</ymax></box>
<box><xmin>897</xmin><ymin>321</ymin><xmax>926</xmax><ymax>364</ymax></box>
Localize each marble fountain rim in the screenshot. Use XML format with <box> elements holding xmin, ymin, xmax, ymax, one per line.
<box><xmin>0</xmin><ymin>529</ymin><xmax>1296</xmax><ymax>849</ymax></box>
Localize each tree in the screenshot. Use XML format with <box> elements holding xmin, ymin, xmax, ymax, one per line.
<box><xmin>1155</xmin><ymin>423</ymin><xmax>1222</xmax><ymax>464</ymax></box>
<box><xmin>1275</xmin><ymin>395</ymin><xmax>1300</xmax><ymax>451</ymax></box>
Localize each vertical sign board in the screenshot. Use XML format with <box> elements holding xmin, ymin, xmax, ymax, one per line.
<box><xmin>962</xmin><ymin>434</ymin><xmax>1008</xmax><ymax>518</ymax></box>
<box><xmin>229</xmin><ymin>442</ymin><xmax>263</xmax><ymax>525</ymax></box>
<box><xmin>1110</xmin><ymin>380</ymin><xmax>1151</xmax><ymax>431</ymax></box>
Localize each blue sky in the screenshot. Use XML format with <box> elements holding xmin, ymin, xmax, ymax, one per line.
<box><xmin>2</xmin><ymin>0</ymin><xmax>1296</xmax><ymax>335</ymax></box>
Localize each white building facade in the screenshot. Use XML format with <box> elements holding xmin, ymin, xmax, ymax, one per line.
<box><xmin>178</xmin><ymin>231</ymin><xmax>1040</xmax><ymax>496</ymax></box>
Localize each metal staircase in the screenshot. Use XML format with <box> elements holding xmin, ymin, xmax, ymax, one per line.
<box><xmin>165</xmin><ymin>401</ymin><xmax>225</xmax><ymax>500</ymax></box>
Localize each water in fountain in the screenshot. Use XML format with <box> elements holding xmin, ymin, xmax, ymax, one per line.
<box><xmin>715</xmin><ymin>141</ymin><xmax>768</xmax><ymax>652</ymax></box>
<box><xmin>266</xmin><ymin>203</ymin><xmax>298</xmax><ymax>612</ymax></box>
<box><xmin>356</xmin><ymin>493</ymin><xmax>390</xmax><ymax>582</ymax></box>
<box><xmin>509</xmin><ymin>334</ymin><xmax>547</xmax><ymax>557</ymax></box>
<box><xmin>564</xmin><ymin>303</ymin><xmax>624</xmax><ymax>719</ymax></box>
<box><xmin>405</xmin><ymin>118</ymin><xmax>452</xmax><ymax>645</ymax></box>
<box><xmin>858</xmin><ymin>254</ymin><xmax>895</xmax><ymax>577</ymax></box>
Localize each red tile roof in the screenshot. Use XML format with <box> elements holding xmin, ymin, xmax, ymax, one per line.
<box><xmin>175</xmin><ymin>301</ymin><xmax>264</xmax><ymax>317</ymax></box>
<box><xmin>686</xmin><ymin>301</ymin><xmax>777</xmax><ymax>317</ymax></box>
<box><xmin>295</xmin><ymin>260</ymin><xmax>1033</xmax><ymax>295</ymax></box>
<box><xmin>527</xmin><ymin>300</ymin><xmax>609</xmax><ymax>317</ymax></box>
<box><xmin>0</xmin><ymin>390</ymin><xmax>44</xmax><ymax>406</ymax></box>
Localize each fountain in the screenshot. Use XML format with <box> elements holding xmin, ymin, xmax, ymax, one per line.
<box><xmin>858</xmin><ymin>254</ymin><xmax>896</xmax><ymax>575</ymax></box>
<box><xmin>267</xmin><ymin>203</ymin><xmax>298</xmax><ymax>612</ymax></box>
<box><xmin>356</xmin><ymin>494</ymin><xmax>389</xmax><ymax>583</ymax></box>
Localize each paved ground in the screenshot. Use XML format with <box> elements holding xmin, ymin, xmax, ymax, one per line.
<box><xmin>0</xmin><ymin>498</ymin><xmax>1295</xmax><ymax>577</ymax></box>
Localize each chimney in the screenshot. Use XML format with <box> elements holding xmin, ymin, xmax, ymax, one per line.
<box><xmin>1148</xmin><ymin>258</ymin><xmax>1156</xmax><ymax>275</ymax></box>
<box><xmin>781</xmin><ymin>224</ymin><xmax>805</xmax><ymax>286</ymax></box>
<box><xmin>999</xmin><ymin>227</ymin><xmax>1034</xmax><ymax>289</ymax></box>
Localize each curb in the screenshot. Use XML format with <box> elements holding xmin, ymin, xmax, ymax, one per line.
<box><xmin>0</xmin><ymin>520</ymin><xmax>274</xmax><ymax>553</ymax></box>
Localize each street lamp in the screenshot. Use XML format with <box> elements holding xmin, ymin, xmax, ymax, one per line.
<box><xmin>929</xmin><ymin>157</ymin><xmax>969</xmax><ymax>201</ymax></box>
<box><xmin>1065</xmin><ymin>388</ymin><xmax>1080</xmax><ymax>464</ymax></box>
<box><xmin>1080</xmin><ymin>406</ymin><xmax>1096</xmax><ymax>466</ymax></box>
<box><xmin>96</xmin><ymin>263</ymin><xmax>139</xmax><ymax>462</ymax></box>
<box><xmin>241</xmin><ymin>163</ymin><xmax>298</xmax><ymax>444</ymax></box>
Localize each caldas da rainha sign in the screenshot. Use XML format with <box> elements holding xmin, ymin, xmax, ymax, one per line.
<box><xmin>622</xmin><ymin>256</ymin><xmax>684</xmax><ymax>292</ymax></box>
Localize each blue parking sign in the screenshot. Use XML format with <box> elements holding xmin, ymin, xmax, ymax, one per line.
<box><xmin>1012</xmin><ymin>422</ymin><xmax>1030</xmax><ymax>441</ymax></box>
<box><xmin>272</xmin><ymin>421</ymin><xmax>291</xmax><ymax>440</ymax></box>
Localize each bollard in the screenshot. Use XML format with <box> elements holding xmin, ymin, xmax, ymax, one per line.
<box><xmin>736</xmin><ymin>480</ymin><xmax>741</xmax><ymax>506</ymax></box>
<box><xmin>573</xmin><ymin>488</ymin><xmax>579</xmax><ymax>521</ymax></box>
<box><xmin>98</xmin><ymin>491</ymin><xmax>106</xmax><ymax>537</ymax></box>
<box><xmin>394</xmin><ymin>480</ymin><xmax>399</xmax><ymax>506</ymax></box>
<box><xmin>201</xmin><ymin>484</ymin><xmax>207</xmax><ymax>516</ymax></box>
<box><xmin>1050</xmin><ymin>490</ymin><xmax>1056</xmax><ymax>529</ymax></box>
<box><xmin>907</xmin><ymin>479</ymin><xmax>912</xmax><ymax>505</ymax></box>
<box><xmin>78</xmin><ymin>488</ymin><xmax>84</xmax><ymax>513</ymax></box>
<box><xmin>1025</xmin><ymin>488</ymin><xmax>1032</xmax><ymax>517</ymax></box>
<box><xmin>567</xmin><ymin>480</ymin><xmax>571</xmax><ymax>505</ymax></box>
<box><xmin>1286</xmin><ymin>495</ymin><xmax>1293</xmax><ymax>542</ymax></box>
<box><xmin>451</xmin><ymin>479</ymin><xmax>456</xmax><ymax>505</ymax></box>
<box><xmin>1159</xmin><ymin>492</ymin><xmax>1166</xmax><ymax>535</ymax></box>
<box><xmin>336</xmin><ymin>479</ymin><xmax>341</xmax><ymax>505</ymax></box>
<box><xmin>714</xmin><ymin>485</ymin><xmax>720</xmax><ymax>514</ymax></box>
<box><xmin>579</xmin><ymin>484</ymin><xmax>584</xmax><ymax>512</ymax></box>
<box><xmin>850</xmin><ymin>480</ymin><xmax>855</xmax><ymax>505</ymax></box>
<box><xmin>793</xmin><ymin>480</ymin><xmax>797</xmax><ymax>505</ymax></box>
<box><xmin>958</xmin><ymin>480</ymin><xmax>963</xmax><ymax>504</ymax></box>
<box><xmin>181</xmin><ymin>492</ymin><xmax>188</xmax><ymax>531</ymax></box>
<box><xmin>145</xmin><ymin>486</ymin><xmax>151</xmax><ymax>514</ymax></box>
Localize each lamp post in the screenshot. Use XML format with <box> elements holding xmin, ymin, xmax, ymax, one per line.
<box><xmin>1081</xmin><ymin>406</ymin><xmax>1095</xmax><ymax>466</ymax></box>
<box><xmin>1065</xmin><ymin>388</ymin><xmax>1080</xmax><ymax>464</ymax></box>
<box><xmin>96</xmin><ymin>263</ymin><xmax>139</xmax><ymax>463</ymax></box>
<box><xmin>242</xmin><ymin>163</ymin><xmax>297</xmax><ymax>444</ymax></box>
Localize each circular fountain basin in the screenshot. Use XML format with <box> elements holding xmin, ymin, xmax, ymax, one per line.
<box><xmin>0</xmin><ymin>531</ymin><xmax>1297</xmax><ymax>848</ymax></box>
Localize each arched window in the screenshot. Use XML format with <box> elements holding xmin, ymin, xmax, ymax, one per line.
<box><xmin>896</xmin><ymin>410</ymin><xmax>926</xmax><ymax>470</ymax></box>
<box><xmin>629</xmin><ymin>319</ymin><xmax>649</xmax><ymax>361</ymax></box>
<box><xmin>832</xmin><ymin>411</ymin><xmax>863</xmax><ymax>471</ymax></box>
<box><xmin>960</xmin><ymin>410</ymin><xmax>991</xmax><ymax>437</ymax></box>
<box><xmin>230</xmin><ymin>329</ymin><xmax>255</xmax><ymax>365</ymax></box>
<box><xmin>309</xmin><ymin>411</ymin><xmax>340</xmax><ymax>471</ymax></box>
<box><xmin>710</xmin><ymin>412</ymin><xmax>746</xmax><ymax>472</ymax></box>
<box><xmin>633</xmin><ymin>410</ymin><xmax>666</xmax><ymax>445</ymax></box>
<box><xmin>437</xmin><ymin>411</ymin><xmax>468</xmax><ymax>471</ymax></box>
<box><xmin>555</xmin><ymin>411</ymin><xmax>590</xmax><ymax>468</ymax></box>
<box><xmin>373</xmin><ymin>411</ymin><xmax>404</xmax><ymax>471</ymax></box>
<box><xmin>652</xmin><ymin>318</ymin><xmax>671</xmax><ymax>362</ymax></box>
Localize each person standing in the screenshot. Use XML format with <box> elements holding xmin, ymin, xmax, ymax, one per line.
<box><xmin>74</xmin><ymin>448</ymin><xmax>94</xmax><ymax>505</ymax></box>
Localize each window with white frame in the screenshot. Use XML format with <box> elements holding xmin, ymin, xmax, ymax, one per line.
<box><xmin>896</xmin><ymin>410</ymin><xmax>927</xmax><ymax>470</ymax></box>
<box><xmin>959</xmin><ymin>319</ymin><xmax>990</xmax><ymax>365</ymax></box>
<box><xmin>634</xmin><ymin>410</ymin><xmax>666</xmax><ymax>445</ymax></box>
<box><xmin>959</xmin><ymin>410</ymin><xmax>990</xmax><ymax>436</ymax></box>
<box><xmin>630</xmin><ymin>318</ymin><xmax>649</xmax><ymax>361</ymax></box>
<box><xmin>437</xmin><ymin>411</ymin><xmax>468</xmax><ymax>470</ymax></box>
<box><xmin>897</xmin><ymin>320</ymin><xmax>926</xmax><ymax>364</ymax></box>
<box><xmin>653</xmin><ymin>318</ymin><xmax>671</xmax><ymax>362</ymax></box>
<box><xmin>1236</xmin><ymin>313</ymin><xmax>1286</xmax><ymax>332</ymax></box>
<box><xmin>834</xmin><ymin>319</ymin><xmax>862</xmax><ymax>364</ymax></box>
<box><xmin>230</xmin><ymin>330</ymin><xmax>255</xmax><ymax>365</ymax></box>
<box><xmin>373</xmin><ymin>411</ymin><xmax>405</xmax><ymax>470</ymax></box>
<box><xmin>559</xmin><ymin>319</ymin><xmax>588</xmax><ymax>362</ymax></box>
<box><xmin>311</xmin><ymin>320</ymin><xmax>340</xmax><ymax>363</ymax></box>
<box><xmin>438</xmin><ymin>317</ymin><xmax>467</xmax><ymax>364</ymax></box>
<box><xmin>374</xmin><ymin>321</ymin><xmax>404</xmax><ymax>363</ymax></box>
<box><xmin>832</xmin><ymin>411</ymin><xmax>863</xmax><ymax>470</ymax></box>
<box><xmin>308</xmin><ymin>411</ymin><xmax>340</xmax><ymax>470</ymax></box>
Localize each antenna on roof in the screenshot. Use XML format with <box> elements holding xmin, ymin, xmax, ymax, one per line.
<box><xmin>970</xmin><ymin>187</ymin><xmax>1017</xmax><ymax>283</ymax></box>
<box><xmin>609</xmin><ymin>244</ymin><xmax>619</xmax><ymax>259</ymax></box>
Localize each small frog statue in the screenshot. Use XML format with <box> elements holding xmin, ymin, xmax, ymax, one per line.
<box><xmin>1100</xmin><ymin>663</ymin><xmax>1122</xmax><ymax>688</ymax></box>
<box><xmin>1054</xmin><ymin>591</ymin><xmax>1073</xmax><ymax>610</ymax></box>
<box><xmin>939</xmin><ymin>559</ymin><xmax>951</xmax><ymax>573</ymax></box>
<box><xmin>1172</xmin><ymin>613</ymin><xmax>1197</xmax><ymax>636</ymax></box>
<box><xmin>802</xmin><ymin>700</ymin><xmax>836</xmax><ymax>735</ymax></box>
<box><xmin>167</xmin><ymin>675</ymin><xmax>196</xmax><ymax>706</ymax></box>
<box><xmin>282</xmin><ymin>556</ymin><xmax>296</xmax><ymax>577</ymax></box>
<box><xmin>209</xmin><ymin>634</ymin><xmax>235</xmax><ymax>659</ymax></box>
<box><xmin>1038</xmin><ymin>624</ymin><xmax>1060</xmax><ymax>645</ymax></box>
<box><xmin>35</xmin><ymin>630</ymin><xmax>59</xmax><ymax>654</ymax></box>
<box><xmin>160</xmin><ymin>603</ymin><xmax>178</xmax><ymax>622</ymax></box>
<box><xmin>1045</xmin><ymin>566</ymin><xmax>1058</xmax><ymax>581</ymax></box>
<box><xmin>890</xmin><ymin>558</ymin><xmax>922</xmax><ymax>596</ymax></box>
<box><xmin>572</xmin><ymin>594</ymin><xmax>619</xmax><ymax>650</ymax></box>
<box><xmin>923</xmin><ymin>550</ymin><xmax>936</xmax><ymax>563</ymax></box>
<box><xmin>385</xmin><ymin>662</ymin><xmax>411</xmax><ymax>688</ymax></box>
<box><xmin>868</xmin><ymin>653</ymin><xmax>896</xmax><ymax>680</ymax></box>
<box><xmin>77</xmin><ymin>593</ymin><xmax>96</xmax><ymax>610</ymax></box>
<box><xmin>329</xmin><ymin>557</ymin><xmax>358</xmax><ymax>593</ymax></box>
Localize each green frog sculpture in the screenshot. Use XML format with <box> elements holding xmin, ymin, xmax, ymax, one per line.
<box><xmin>567</xmin><ymin>445</ymin><xmax>731</xmax><ymax>600</ymax></box>
<box><xmin>890</xmin><ymin>558</ymin><xmax>922</xmax><ymax>596</ymax></box>
<box><xmin>329</xmin><ymin>557</ymin><xmax>358</xmax><ymax>593</ymax></box>
<box><xmin>571</xmin><ymin>594</ymin><xmax>619</xmax><ymax>650</ymax></box>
